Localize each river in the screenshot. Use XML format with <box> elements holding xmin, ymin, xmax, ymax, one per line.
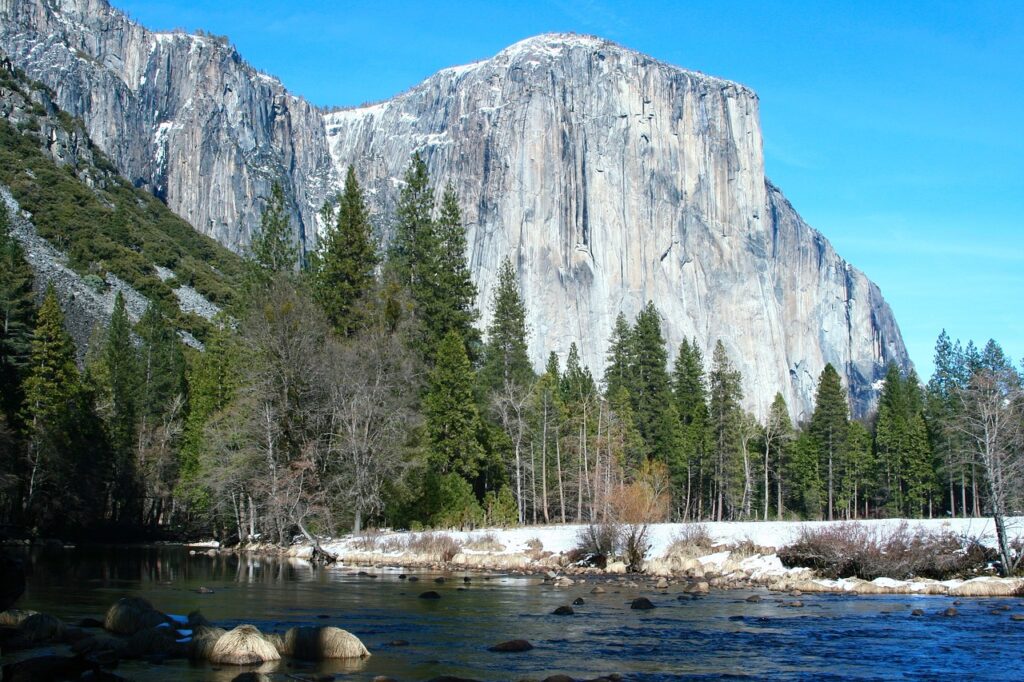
<box><xmin>4</xmin><ymin>545</ymin><xmax>1024</xmax><ymax>680</ymax></box>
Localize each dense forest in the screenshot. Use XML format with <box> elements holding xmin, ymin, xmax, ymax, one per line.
<box><xmin>0</xmin><ymin>154</ymin><xmax>1021</xmax><ymax>544</ymax></box>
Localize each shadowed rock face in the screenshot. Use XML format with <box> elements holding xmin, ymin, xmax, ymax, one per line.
<box><xmin>0</xmin><ymin>0</ymin><xmax>335</xmax><ymax>252</ymax></box>
<box><xmin>0</xmin><ymin>2</ymin><xmax>910</xmax><ymax>417</ymax></box>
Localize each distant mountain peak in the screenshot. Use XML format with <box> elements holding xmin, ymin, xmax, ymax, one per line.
<box><xmin>0</xmin><ymin>0</ymin><xmax>910</xmax><ymax>417</ymax></box>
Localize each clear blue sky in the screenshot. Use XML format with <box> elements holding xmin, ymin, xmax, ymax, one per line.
<box><xmin>115</xmin><ymin>0</ymin><xmax>1024</xmax><ymax>380</ymax></box>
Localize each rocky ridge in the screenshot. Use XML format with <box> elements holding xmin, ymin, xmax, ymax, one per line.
<box><xmin>0</xmin><ymin>55</ymin><xmax>227</xmax><ymax>353</ymax></box>
<box><xmin>0</xmin><ymin>2</ymin><xmax>910</xmax><ymax>417</ymax></box>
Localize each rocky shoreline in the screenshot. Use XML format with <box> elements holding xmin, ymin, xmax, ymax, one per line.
<box><xmin>260</xmin><ymin>534</ymin><xmax>1024</xmax><ymax>599</ymax></box>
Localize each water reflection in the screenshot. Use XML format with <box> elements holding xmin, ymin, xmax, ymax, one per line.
<box><xmin>5</xmin><ymin>545</ymin><xmax>1024</xmax><ymax>681</ymax></box>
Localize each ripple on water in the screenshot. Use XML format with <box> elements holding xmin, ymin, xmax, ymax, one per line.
<box><xmin>7</xmin><ymin>546</ymin><xmax>1024</xmax><ymax>681</ymax></box>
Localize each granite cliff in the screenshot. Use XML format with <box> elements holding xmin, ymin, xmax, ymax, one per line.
<box><xmin>0</xmin><ymin>1</ymin><xmax>909</xmax><ymax>418</ymax></box>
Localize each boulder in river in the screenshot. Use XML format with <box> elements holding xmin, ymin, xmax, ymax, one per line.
<box><xmin>12</xmin><ymin>612</ymin><xmax>64</xmax><ymax>646</ymax></box>
<box><xmin>489</xmin><ymin>639</ymin><xmax>534</xmax><ymax>652</ymax></box>
<box><xmin>418</xmin><ymin>591</ymin><xmax>442</xmax><ymax>600</ymax></box>
<box><xmin>104</xmin><ymin>597</ymin><xmax>168</xmax><ymax>635</ymax></box>
<box><xmin>208</xmin><ymin>624</ymin><xmax>281</xmax><ymax>665</ymax></box>
<box><xmin>123</xmin><ymin>625</ymin><xmax>186</xmax><ymax>659</ymax></box>
<box><xmin>630</xmin><ymin>598</ymin><xmax>655</xmax><ymax>610</ymax></box>
<box><xmin>281</xmin><ymin>625</ymin><xmax>370</xmax><ymax>659</ymax></box>
<box><xmin>552</xmin><ymin>606</ymin><xmax>574</xmax><ymax>616</ymax></box>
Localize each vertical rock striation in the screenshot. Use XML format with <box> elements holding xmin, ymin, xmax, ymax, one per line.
<box><xmin>0</xmin><ymin>3</ymin><xmax>909</xmax><ymax>417</ymax></box>
<box><xmin>323</xmin><ymin>35</ymin><xmax>909</xmax><ymax>418</ymax></box>
<box><xmin>0</xmin><ymin>0</ymin><xmax>336</xmax><ymax>251</ymax></box>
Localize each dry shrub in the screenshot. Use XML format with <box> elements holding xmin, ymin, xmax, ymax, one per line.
<box><xmin>730</xmin><ymin>536</ymin><xmax>762</xmax><ymax>560</ymax></box>
<box><xmin>281</xmin><ymin>625</ymin><xmax>369</xmax><ymax>660</ymax></box>
<box><xmin>610</xmin><ymin>462</ymin><xmax>671</xmax><ymax>572</ymax></box>
<box><xmin>377</xmin><ymin>536</ymin><xmax>406</xmax><ymax>553</ymax></box>
<box><xmin>349</xmin><ymin>529</ymin><xmax>382</xmax><ymax>552</ymax></box>
<box><xmin>667</xmin><ymin>524</ymin><xmax>716</xmax><ymax>558</ymax></box>
<box><xmin>464</xmin><ymin>532</ymin><xmax>506</xmax><ymax>552</ymax></box>
<box><xmin>525</xmin><ymin>537</ymin><xmax>543</xmax><ymax>552</ymax></box>
<box><xmin>104</xmin><ymin>597</ymin><xmax>168</xmax><ymax>635</ymax></box>
<box><xmin>208</xmin><ymin>624</ymin><xmax>281</xmax><ymax>665</ymax></box>
<box><xmin>778</xmin><ymin>522</ymin><xmax>996</xmax><ymax>580</ymax></box>
<box><xmin>573</xmin><ymin>522</ymin><xmax>620</xmax><ymax>566</ymax></box>
<box><xmin>406</xmin><ymin>532</ymin><xmax>461</xmax><ymax>562</ymax></box>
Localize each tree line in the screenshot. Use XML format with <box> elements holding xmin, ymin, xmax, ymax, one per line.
<box><xmin>1</xmin><ymin>157</ymin><xmax>1021</xmax><ymax>544</ymax></box>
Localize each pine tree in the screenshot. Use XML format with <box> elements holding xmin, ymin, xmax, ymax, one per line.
<box><xmin>762</xmin><ymin>392</ymin><xmax>793</xmax><ymax>520</ymax></box>
<box><xmin>136</xmin><ymin>304</ymin><xmax>186</xmax><ymax>424</ymax></box>
<box><xmin>561</xmin><ymin>343</ymin><xmax>595</xmax><ymax>404</ymax></box>
<box><xmin>875</xmin><ymin>363</ymin><xmax>933</xmax><ymax>516</ymax></box>
<box><xmin>311</xmin><ymin>166</ymin><xmax>378</xmax><ymax>335</ymax></box>
<box><xmin>134</xmin><ymin>304</ymin><xmax>186</xmax><ymax>527</ymax></box>
<box><xmin>0</xmin><ymin>203</ymin><xmax>35</xmax><ymax>424</ymax></box>
<box><xmin>708</xmin><ymin>340</ymin><xmax>742</xmax><ymax>520</ymax></box>
<box><xmin>786</xmin><ymin>430</ymin><xmax>822</xmax><ymax>518</ymax></box>
<box><xmin>926</xmin><ymin>330</ymin><xmax>969</xmax><ymax>516</ymax></box>
<box><xmin>20</xmin><ymin>287</ymin><xmax>85</xmax><ymax>521</ymax></box>
<box><xmin>424</xmin><ymin>330</ymin><xmax>484</xmax><ymax>482</ymax></box>
<box><xmin>809</xmin><ymin>363</ymin><xmax>848</xmax><ymax>521</ymax></box>
<box><xmin>98</xmin><ymin>292</ymin><xmax>142</xmax><ymax>522</ymax></box>
<box><xmin>389</xmin><ymin>152</ymin><xmax>434</xmax><ymax>291</ymax></box>
<box><xmin>432</xmin><ymin>183</ymin><xmax>480</xmax><ymax>356</ymax></box>
<box><xmin>103</xmin><ymin>293</ymin><xmax>140</xmax><ymax>457</ymax></box>
<box><xmin>672</xmin><ymin>337</ymin><xmax>711</xmax><ymax>518</ymax></box>
<box><xmin>532</xmin><ymin>354</ymin><xmax>565</xmax><ymax>523</ymax></box>
<box><xmin>628</xmin><ymin>302</ymin><xmax>672</xmax><ymax>462</ymax></box>
<box><xmin>840</xmin><ymin>420</ymin><xmax>874</xmax><ymax>518</ymax></box>
<box><xmin>178</xmin><ymin>318</ymin><xmax>240</xmax><ymax>514</ymax></box>
<box><xmin>480</xmin><ymin>257</ymin><xmax>532</xmax><ymax>394</ymax></box>
<box><xmin>248</xmin><ymin>181</ymin><xmax>298</xmax><ymax>283</ymax></box>
<box><xmin>603</xmin><ymin>312</ymin><xmax>633</xmax><ymax>399</ymax></box>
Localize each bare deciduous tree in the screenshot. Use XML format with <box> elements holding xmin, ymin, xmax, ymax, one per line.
<box><xmin>325</xmin><ymin>325</ymin><xmax>418</xmax><ymax>533</ymax></box>
<box><xmin>491</xmin><ymin>379</ymin><xmax>533</xmax><ymax>524</ymax></box>
<box><xmin>956</xmin><ymin>363</ymin><xmax>1023</xmax><ymax>575</ymax></box>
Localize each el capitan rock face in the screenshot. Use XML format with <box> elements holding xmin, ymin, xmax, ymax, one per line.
<box><xmin>0</xmin><ymin>2</ymin><xmax>909</xmax><ymax>418</ymax></box>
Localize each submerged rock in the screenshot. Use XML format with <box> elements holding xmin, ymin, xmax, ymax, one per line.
<box><xmin>630</xmin><ymin>598</ymin><xmax>655</xmax><ymax>610</ymax></box>
<box><xmin>489</xmin><ymin>639</ymin><xmax>534</xmax><ymax>653</ymax></box>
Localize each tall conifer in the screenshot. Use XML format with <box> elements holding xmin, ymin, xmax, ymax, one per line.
<box><xmin>424</xmin><ymin>330</ymin><xmax>484</xmax><ymax>481</ymax></box>
<box><xmin>708</xmin><ymin>340</ymin><xmax>742</xmax><ymax>520</ymax></box>
<box><xmin>809</xmin><ymin>363</ymin><xmax>848</xmax><ymax>521</ymax></box>
<box><xmin>312</xmin><ymin>166</ymin><xmax>378</xmax><ymax>335</ymax></box>
<box><xmin>0</xmin><ymin>204</ymin><xmax>35</xmax><ymax>423</ymax></box>
<box><xmin>480</xmin><ymin>257</ymin><xmax>532</xmax><ymax>393</ymax></box>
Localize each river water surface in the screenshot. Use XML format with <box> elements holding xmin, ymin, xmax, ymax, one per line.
<box><xmin>5</xmin><ymin>545</ymin><xmax>1024</xmax><ymax>680</ymax></box>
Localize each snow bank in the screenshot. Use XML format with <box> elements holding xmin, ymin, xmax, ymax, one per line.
<box><xmin>306</xmin><ymin>517</ymin><xmax>1024</xmax><ymax>596</ymax></box>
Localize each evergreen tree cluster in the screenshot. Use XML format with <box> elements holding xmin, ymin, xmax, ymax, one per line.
<box><xmin>4</xmin><ymin>156</ymin><xmax>1022</xmax><ymax>543</ymax></box>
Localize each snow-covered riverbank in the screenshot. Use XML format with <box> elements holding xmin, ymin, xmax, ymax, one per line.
<box><xmin>281</xmin><ymin>517</ymin><xmax>1024</xmax><ymax>597</ymax></box>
